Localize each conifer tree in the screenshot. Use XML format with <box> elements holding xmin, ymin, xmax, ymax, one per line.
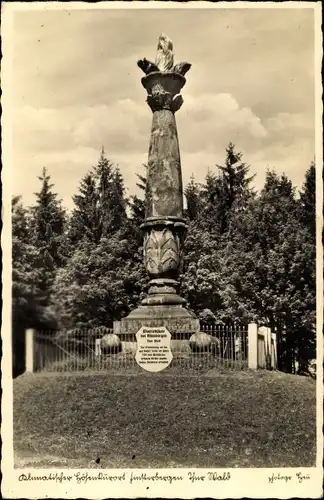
<box><xmin>103</xmin><ymin>165</ymin><xmax>127</xmax><ymax>235</ymax></box>
<box><xmin>220</xmin><ymin>170</ymin><xmax>315</xmax><ymax>373</ymax></box>
<box><xmin>12</xmin><ymin>195</ymin><xmax>57</xmax><ymax>374</ymax></box>
<box><xmin>69</xmin><ymin>172</ymin><xmax>101</xmax><ymax>245</ymax></box>
<box><xmin>184</xmin><ymin>175</ymin><xmax>202</xmax><ymax>221</ymax></box>
<box><xmin>68</xmin><ymin>149</ymin><xmax>127</xmax><ymax>246</ymax></box>
<box><xmin>31</xmin><ymin>168</ymin><xmax>66</xmax><ymax>259</ymax></box>
<box><xmin>299</xmin><ymin>161</ymin><xmax>316</xmax><ymax>240</ymax></box>
<box><xmin>214</xmin><ymin>142</ymin><xmax>255</xmax><ymax>234</ymax></box>
<box><xmin>94</xmin><ymin>149</ymin><xmax>127</xmax><ymax>236</ymax></box>
<box><xmin>52</xmin><ymin>156</ymin><xmax>147</xmax><ymax>328</ymax></box>
<box><xmin>127</xmin><ymin>167</ymin><xmax>147</xmax><ymax>247</ymax></box>
<box><xmin>135</xmin><ymin>165</ymin><xmax>147</xmax><ymax>192</ymax></box>
<box><xmin>12</xmin><ymin>196</ymin><xmax>41</xmax><ymax>328</ymax></box>
<box><xmin>29</xmin><ymin>168</ymin><xmax>66</xmax><ymax>307</ymax></box>
<box><xmin>181</xmin><ymin>144</ymin><xmax>254</xmax><ymax>316</ymax></box>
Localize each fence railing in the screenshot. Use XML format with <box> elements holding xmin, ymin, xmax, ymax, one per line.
<box><xmin>24</xmin><ymin>322</ymin><xmax>277</xmax><ymax>374</ymax></box>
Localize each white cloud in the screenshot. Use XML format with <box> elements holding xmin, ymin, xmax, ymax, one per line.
<box><xmin>10</xmin><ymin>8</ymin><xmax>315</xmax><ymax>210</ymax></box>
<box><xmin>265</xmin><ymin>112</ymin><xmax>314</xmax><ymax>135</ymax></box>
<box><xmin>183</xmin><ymin>93</ymin><xmax>267</xmax><ymax>140</ymax></box>
<box><xmin>13</xmin><ymin>92</ymin><xmax>314</xmax><ymax>211</ymax></box>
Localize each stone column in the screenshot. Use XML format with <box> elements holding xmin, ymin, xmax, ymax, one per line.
<box><xmin>116</xmin><ymin>35</ymin><xmax>199</xmax><ymax>336</ymax></box>
<box><xmin>141</xmin><ymin>71</ymin><xmax>187</xmax><ymax>307</ymax></box>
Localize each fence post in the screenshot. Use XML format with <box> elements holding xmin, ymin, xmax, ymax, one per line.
<box><xmin>248</xmin><ymin>323</ymin><xmax>258</xmax><ymax>369</ymax></box>
<box><xmin>95</xmin><ymin>339</ymin><xmax>102</xmax><ymax>356</ymax></box>
<box><xmin>271</xmin><ymin>332</ymin><xmax>278</xmax><ymax>369</ymax></box>
<box><xmin>25</xmin><ymin>328</ymin><xmax>34</xmax><ymax>373</ymax></box>
<box><xmin>265</xmin><ymin>327</ymin><xmax>272</xmax><ymax>369</ymax></box>
<box><xmin>113</xmin><ymin>321</ymin><xmax>121</xmax><ymax>335</ymax></box>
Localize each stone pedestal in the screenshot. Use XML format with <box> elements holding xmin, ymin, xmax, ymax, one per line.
<box><xmin>115</xmin><ymin>36</ymin><xmax>198</xmax><ymax>338</ymax></box>
<box><xmin>115</xmin><ymin>305</ymin><xmax>199</xmax><ymax>336</ymax></box>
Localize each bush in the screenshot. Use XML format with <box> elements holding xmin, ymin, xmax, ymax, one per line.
<box><xmin>198</xmin><ymin>308</ymin><xmax>217</xmax><ymax>324</ymax></box>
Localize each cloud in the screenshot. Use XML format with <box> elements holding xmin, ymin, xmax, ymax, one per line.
<box><xmin>265</xmin><ymin>112</ymin><xmax>314</xmax><ymax>136</ymax></box>
<box><xmin>13</xmin><ymin>91</ymin><xmax>314</xmax><ymax>211</ymax></box>
<box><xmin>10</xmin><ymin>7</ymin><xmax>315</xmax><ymax>210</ymax></box>
<box><xmin>72</xmin><ymin>99</ymin><xmax>150</xmax><ymax>151</ymax></box>
<box><xmin>14</xmin><ymin>91</ymin><xmax>267</xmax><ymax>159</ymax></box>
<box><xmin>14</xmin><ymin>98</ymin><xmax>150</xmax><ymax>153</ymax></box>
<box><xmin>180</xmin><ymin>93</ymin><xmax>267</xmax><ymax>153</ymax></box>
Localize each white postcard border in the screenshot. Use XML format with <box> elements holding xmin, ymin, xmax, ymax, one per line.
<box><xmin>1</xmin><ymin>2</ymin><xmax>323</xmax><ymax>498</ymax></box>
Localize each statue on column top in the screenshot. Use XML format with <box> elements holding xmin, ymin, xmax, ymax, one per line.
<box><xmin>155</xmin><ymin>33</ymin><xmax>174</xmax><ymax>71</ymax></box>
<box><xmin>137</xmin><ymin>33</ymin><xmax>191</xmax><ymax>76</ymax></box>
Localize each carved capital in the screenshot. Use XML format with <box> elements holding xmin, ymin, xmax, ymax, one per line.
<box><xmin>141</xmin><ymin>72</ymin><xmax>186</xmax><ymax>113</ymax></box>
<box><xmin>146</xmin><ymin>91</ymin><xmax>183</xmax><ymax>112</ymax></box>
<box><xmin>143</xmin><ymin>227</ymin><xmax>182</xmax><ymax>279</ymax></box>
<box><xmin>146</xmin><ymin>90</ymin><xmax>172</xmax><ymax>112</ymax></box>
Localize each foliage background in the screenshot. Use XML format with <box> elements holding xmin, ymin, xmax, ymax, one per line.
<box><xmin>12</xmin><ymin>145</ymin><xmax>316</xmax><ymax>376</ymax></box>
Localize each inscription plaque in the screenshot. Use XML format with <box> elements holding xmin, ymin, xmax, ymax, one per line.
<box><xmin>135</xmin><ymin>326</ymin><xmax>173</xmax><ymax>372</ymax></box>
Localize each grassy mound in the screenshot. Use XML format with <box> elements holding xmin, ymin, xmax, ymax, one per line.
<box><xmin>13</xmin><ymin>370</ymin><xmax>316</xmax><ymax>468</ymax></box>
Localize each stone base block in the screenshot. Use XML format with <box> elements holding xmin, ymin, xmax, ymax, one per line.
<box><xmin>114</xmin><ymin>304</ymin><xmax>199</xmax><ymax>337</ymax></box>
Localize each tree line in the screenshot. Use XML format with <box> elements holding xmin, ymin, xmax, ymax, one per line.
<box><xmin>12</xmin><ymin>144</ymin><xmax>316</xmax><ymax>375</ymax></box>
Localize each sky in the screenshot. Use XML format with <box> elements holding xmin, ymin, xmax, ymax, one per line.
<box><xmin>10</xmin><ymin>5</ymin><xmax>316</xmax><ymax>210</ymax></box>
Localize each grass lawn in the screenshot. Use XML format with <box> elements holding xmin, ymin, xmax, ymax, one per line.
<box><xmin>13</xmin><ymin>369</ymin><xmax>316</xmax><ymax>468</ymax></box>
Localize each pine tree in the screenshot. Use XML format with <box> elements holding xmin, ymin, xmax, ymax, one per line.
<box><xmin>180</xmin><ymin>144</ymin><xmax>254</xmax><ymax>316</ymax></box>
<box><xmin>106</xmin><ymin>166</ymin><xmax>127</xmax><ymax>234</ymax></box>
<box><xmin>135</xmin><ymin>165</ymin><xmax>147</xmax><ymax>192</ymax></box>
<box><xmin>12</xmin><ymin>196</ymin><xmax>57</xmax><ymax>374</ymax></box>
<box><xmin>68</xmin><ymin>149</ymin><xmax>127</xmax><ymax>246</ymax></box>
<box><xmin>299</xmin><ymin>161</ymin><xmax>316</xmax><ymax>240</ymax></box>
<box><xmin>219</xmin><ymin>170</ymin><xmax>316</xmax><ymax>373</ymax></box>
<box><xmin>94</xmin><ymin>149</ymin><xmax>127</xmax><ymax>237</ymax></box>
<box><xmin>128</xmin><ymin>167</ymin><xmax>147</xmax><ymax>245</ymax></box>
<box><xmin>29</xmin><ymin>168</ymin><xmax>66</xmax><ymax>308</ymax></box>
<box><xmin>215</xmin><ymin>142</ymin><xmax>255</xmax><ymax>234</ymax></box>
<box><xmin>12</xmin><ymin>196</ymin><xmax>42</xmax><ymax>328</ymax></box>
<box><xmin>31</xmin><ymin>168</ymin><xmax>66</xmax><ymax>262</ymax></box>
<box><xmin>182</xmin><ymin>175</ymin><xmax>222</xmax><ymax>315</ymax></box>
<box><xmin>191</xmin><ymin>143</ymin><xmax>254</xmax><ymax>237</ymax></box>
<box><xmin>184</xmin><ymin>175</ymin><xmax>202</xmax><ymax>221</ymax></box>
<box><xmin>296</xmin><ymin>161</ymin><xmax>316</xmax><ymax>373</ymax></box>
<box><xmin>69</xmin><ymin>172</ymin><xmax>101</xmax><ymax>245</ymax></box>
<box><xmin>52</xmin><ymin>158</ymin><xmax>147</xmax><ymax>328</ymax></box>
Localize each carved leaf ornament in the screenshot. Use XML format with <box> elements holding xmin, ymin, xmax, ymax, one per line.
<box><xmin>144</xmin><ymin>228</ymin><xmax>180</xmax><ymax>276</ymax></box>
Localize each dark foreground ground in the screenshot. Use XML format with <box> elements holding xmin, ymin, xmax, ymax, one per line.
<box><xmin>13</xmin><ymin>370</ymin><xmax>316</xmax><ymax>468</ymax></box>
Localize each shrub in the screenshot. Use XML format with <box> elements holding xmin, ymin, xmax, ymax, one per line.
<box><xmin>198</xmin><ymin>308</ymin><xmax>217</xmax><ymax>324</ymax></box>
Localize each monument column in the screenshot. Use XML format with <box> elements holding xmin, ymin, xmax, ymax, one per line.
<box><xmin>116</xmin><ymin>34</ymin><xmax>199</xmax><ymax>336</ymax></box>
<box><xmin>141</xmin><ymin>71</ymin><xmax>187</xmax><ymax>306</ymax></box>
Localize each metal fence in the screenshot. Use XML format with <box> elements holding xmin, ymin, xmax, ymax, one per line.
<box><xmin>30</xmin><ymin>324</ymin><xmax>249</xmax><ymax>373</ymax></box>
